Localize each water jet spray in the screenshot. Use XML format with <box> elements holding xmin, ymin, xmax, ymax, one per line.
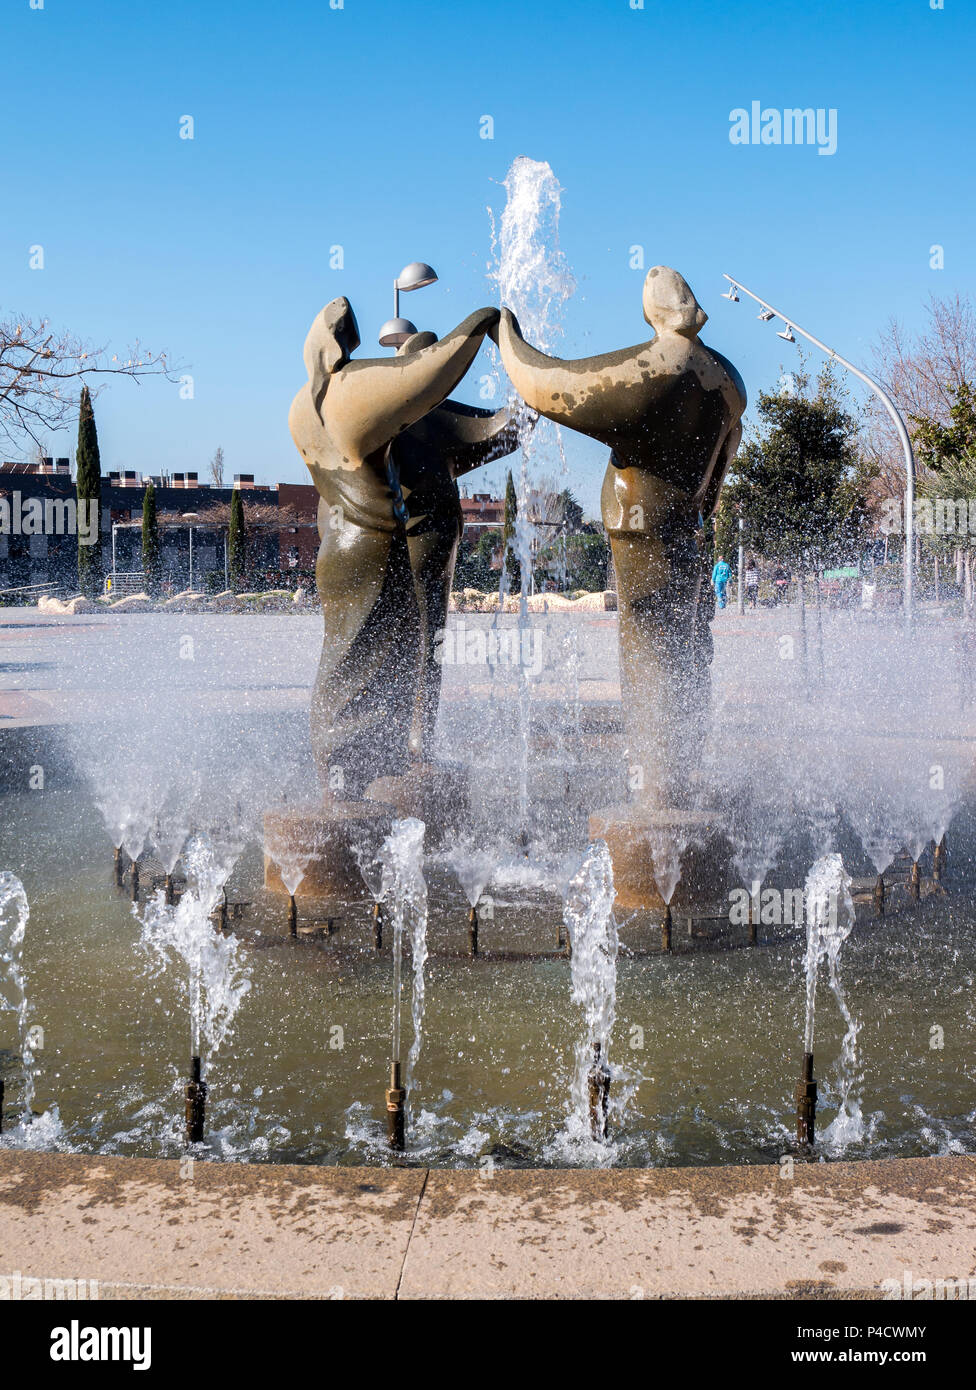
<box><xmin>587</xmin><ymin>1041</ymin><xmax>611</xmax><ymax>1141</ymax></box>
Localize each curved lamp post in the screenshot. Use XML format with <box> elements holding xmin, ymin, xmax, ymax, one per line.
<box><xmin>378</xmin><ymin>261</ymin><xmax>438</xmax><ymax>348</ymax></box>
<box><xmin>722</xmin><ymin>273</ymin><xmax>916</xmax><ymax>629</ymax></box>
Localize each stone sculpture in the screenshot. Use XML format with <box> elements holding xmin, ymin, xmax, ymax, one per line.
<box><xmin>288</xmin><ymin>298</ymin><xmax>500</xmax><ymax>798</ymax></box>
<box><xmin>265</xmin><ymin>298</ymin><xmax>499</xmax><ymax>897</ymax></box>
<box><xmin>496</xmin><ymin>266</ymin><xmax>746</xmax><ymax>904</ymax></box>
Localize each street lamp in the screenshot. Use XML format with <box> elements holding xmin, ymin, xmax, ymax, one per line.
<box><xmin>722</xmin><ymin>273</ymin><xmax>916</xmax><ymax>628</ymax></box>
<box><xmin>378</xmin><ymin>261</ymin><xmax>438</xmax><ymax>347</ymax></box>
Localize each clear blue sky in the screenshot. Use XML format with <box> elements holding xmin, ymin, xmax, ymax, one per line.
<box><xmin>3</xmin><ymin>0</ymin><xmax>972</xmax><ymax>517</ymax></box>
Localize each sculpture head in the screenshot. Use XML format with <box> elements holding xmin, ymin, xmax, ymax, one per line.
<box><xmin>396</xmin><ymin>331</ymin><xmax>438</xmax><ymax>355</ymax></box>
<box><xmin>303</xmin><ymin>297</ymin><xmax>362</xmax><ymax>412</ymax></box>
<box><xmin>642</xmin><ymin>266</ymin><xmax>708</xmax><ymax>339</ymax></box>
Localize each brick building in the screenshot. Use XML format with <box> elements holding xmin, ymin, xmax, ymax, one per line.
<box><xmin>460</xmin><ymin>491</ymin><xmax>504</xmax><ymax>546</ymax></box>
<box><xmin>0</xmin><ymin>461</ymin><xmax>284</xmax><ymax>594</ymax></box>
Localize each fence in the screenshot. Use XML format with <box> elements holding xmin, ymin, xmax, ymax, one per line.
<box><xmin>104</xmin><ymin>572</ymin><xmax>146</xmax><ymax>599</ymax></box>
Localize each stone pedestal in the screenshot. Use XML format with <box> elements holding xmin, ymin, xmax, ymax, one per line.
<box><xmin>365</xmin><ymin>761</ymin><xmax>468</xmax><ymax>844</ymax></box>
<box><xmin>589</xmin><ymin>803</ymin><xmax>731</xmax><ymax>911</ymax></box>
<box><xmin>264</xmin><ymin>800</ymin><xmax>392</xmax><ymax>899</ymax></box>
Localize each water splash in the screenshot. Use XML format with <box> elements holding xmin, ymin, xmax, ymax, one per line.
<box><xmin>442</xmin><ymin>835</ymin><xmax>497</xmax><ymax>909</ymax></box>
<box><xmin>379</xmin><ymin>819</ymin><xmax>429</xmax><ymax>1102</ymax></box>
<box><xmin>801</xmin><ymin>854</ymin><xmax>862</xmax><ymax>1149</ymax></box>
<box><xmin>139</xmin><ymin>834</ymin><xmax>252</xmax><ymax>1066</ymax></box>
<box><xmin>647</xmin><ymin>826</ymin><xmax>684</xmax><ymax>906</ymax></box>
<box><xmin>0</xmin><ymin>872</ymin><xmax>34</xmax><ymax>1122</ymax></box>
<box><xmin>562</xmin><ymin>841</ymin><xmax>618</xmax><ymax>1153</ymax></box>
<box><xmin>263</xmin><ymin>817</ymin><xmax>309</xmax><ymax>900</ymax></box>
<box><xmin>491</xmin><ymin>156</ymin><xmax>576</xmax><ymax>341</ymax></box>
<box><xmin>489</xmin><ymin>156</ymin><xmax>576</xmax><ymax>829</ymax></box>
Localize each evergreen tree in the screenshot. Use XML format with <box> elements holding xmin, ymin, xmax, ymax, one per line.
<box><xmin>717</xmin><ymin>366</ymin><xmax>873</xmax><ymax>569</ymax></box>
<box><xmin>503</xmin><ymin>470</ymin><xmax>521</xmax><ymax>592</ymax></box>
<box><xmin>141</xmin><ymin>481</ymin><xmax>161</xmax><ymax>597</ymax></box>
<box><xmin>75</xmin><ymin>385</ymin><xmax>103</xmax><ymax>597</ymax></box>
<box><xmin>228</xmin><ymin>487</ymin><xmax>247</xmax><ymax>590</ymax></box>
<box><xmin>454</xmin><ymin>529</ymin><xmax>503</xmax><ymax>591</ymax></box>
<box><xmin>564</xmin><ymin>531</ymin><xmax>610</xmax><ymax>591</ymax></box>
<box><xmin>559</xmin><ymin>487</ymin><xmax>585</xmax><ymax>532</ymax></box>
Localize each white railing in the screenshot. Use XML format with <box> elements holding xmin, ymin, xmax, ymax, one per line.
<box><xmin>104</xmin><ymin>572</ymin><xmax>146</xmax><ymax>598</ymax></box>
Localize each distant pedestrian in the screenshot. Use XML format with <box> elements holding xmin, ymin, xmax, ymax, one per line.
<box><xmin>745</xmin><ymin>560</ymin><xmax>760</xmax><ymax>608</ymax></box>
<box><xmin>711</xmin><ymin>554</ymin><xmax>731</xmax><ymax>610</ymax></box>
<box><xmin>773</xmin><ymin>565</ymin><xmax>790</xmax><ymax>604</ymax></box>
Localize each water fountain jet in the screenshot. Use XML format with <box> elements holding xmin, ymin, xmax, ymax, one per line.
<box><xmin>184</xmin><ymin>1055</ymin><xmax>207</xmax><ymax>1146</ymax></box>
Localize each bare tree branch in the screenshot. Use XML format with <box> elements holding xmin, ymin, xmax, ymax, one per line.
<box><xmin>0</xmin><ymin>311</ymin><xmax>179</xmax><ymax>454</ymax></box>
<box><xmin>867</xmin><ymin>292</ymin><xmax>976</xmax><ymax>499</ymax></box>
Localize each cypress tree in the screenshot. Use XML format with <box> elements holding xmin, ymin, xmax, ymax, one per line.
<box><xmin>503</xmin><ymin>469</ymin><xmax>521</xmax><ymax>593</ymax></box>
<box><xmin>141</xmin><ymin>480</ymin><xmax>161</xmax><ymax>597</ymax></box>
<box><xmin>228</xmin><ymin>487</ymin><xmax>247</xmax><ymax>591</ymax></box>
<box><xmin>75</xmin><ymin>385</ymin><xmax>103</xmax><ymax>597</ymax></box>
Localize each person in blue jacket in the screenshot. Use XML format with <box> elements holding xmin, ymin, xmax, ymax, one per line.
<box><xmin>711</xmin><ymin>554</ymin><xmax>731</xmax><ymax>609</ymax></box>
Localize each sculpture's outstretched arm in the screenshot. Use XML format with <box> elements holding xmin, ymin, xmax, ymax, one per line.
<box><xmin>496</xmin><ymin>308</ymin><xmax>643</xmax><ymax>445</ymax></box>
<box><xmin>326</xmin><ymin>308</ymin><xmax>499</xmax><ymax>460</ymax></box>
<box><xmin>411</xmin><ymin>400</ymin><xmax>525</xmax><ymax>476</ymax></box>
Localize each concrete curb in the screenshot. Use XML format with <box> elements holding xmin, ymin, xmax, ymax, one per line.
<box><xmin>1</xmin><ymin>1150</ymin><xmax>974</xmax><ymax>1301</ymax></box>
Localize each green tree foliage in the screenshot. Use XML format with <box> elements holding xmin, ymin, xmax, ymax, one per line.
<box><xmin>563</xmin><ymin>531</ymin><xmax>609</xmax><ymax>591</ymax></box>
<box><xmin>912</xmin><ymin>381</ymin><xmax>976</xmax><ymax>472</ymax></box>
<box><xmin>559</xmin><ymin>487</ymin><xmax>585</xmax><ymax>531</ymax></box>
<box><xmin>454</xmin><ymin>529</ymin><xmax>501</xmax><ymax>591</ymax></box>
<box><xmin>141</xmin><ymin>480</ymin><xmax>161</xmax><ymax>596</ymax></box>
<box><xmin>717</xmin><ymin>366</ymin><xmax>874</xmax><ymax>568</ymax></box>
<box><xmin>228</xmin><ymin>487</ymin><xmax>247</xmax><ymax>590</ymax></box>
<box><xmin>75</xmin><ymin>385</ymin><xmax>102</xmax><ymax>597</ymax></box>
<box><xmin>916</xmin><ymin>454</ymin><xmax>976</xmax><ymax>566</ymax></box>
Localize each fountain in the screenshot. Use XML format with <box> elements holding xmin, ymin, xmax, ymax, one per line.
<box><xmin>798</xmin><ymin>854</ymin><xmax>859</xmax><ymax>1149</ymax></box>
<box><xmin>563</xmin><ymin>841</ymin><xmax>618</xmax><ymax>1146</ymax></box>
<box><xmin>139</xmin><ymin>834</ymin><xmax>252</xmax><ymax>1146</ymax></box>
<box><xmin>0</xmin><ymin>873</ymin><xmax>33</xmax><ymax>1132</ymax></box>
<box><xmin>442</xmin><ymin>835</ymin><xmax>498</xmax><ymax>956</ymax></box>
<box><xmin>378</xmin><ymin>818</ymin><xmax>428</xmax><ymax>1150</ymax></box>
<box><xmin>0</xmin><ymin>153</ymin><xmax>973</xmax><ymax>1181</ymax></box>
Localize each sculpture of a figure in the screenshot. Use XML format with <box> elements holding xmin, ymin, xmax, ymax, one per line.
<box><xmin>390</xmin><ymin>330</ymin><xmax>521</xmax><ymax>764</ymax></box>
<box><xmin>497</xmin><ymin>266</ymin><xmax>746</xmax><ymax>811</ymax></box>
<box><xmin>289</xmin><ymin>298</ymin><xmax>499</xmax><ymax>800</ymax></box>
